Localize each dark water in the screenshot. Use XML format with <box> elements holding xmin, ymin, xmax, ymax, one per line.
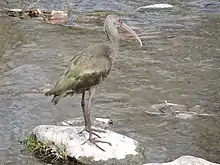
<box><xmin>0</xmin><ymin>0</ymin><xmax>220</xmax><ymax>164</ymax></box>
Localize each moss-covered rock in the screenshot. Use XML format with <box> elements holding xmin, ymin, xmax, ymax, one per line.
<box><xmin>22</xmin><ymin>124</ymin><xmax>144</xmax><ymax>165</ymax></box>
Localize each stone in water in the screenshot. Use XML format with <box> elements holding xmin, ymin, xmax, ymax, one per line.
<box><xmin>32</xmin><ymin>125</ymin><xmax>140</xmax><ymax>163</ymax></box>
<box><xmin>143</xmin><ymin>155</ymin><xmax>219</xmax><ymax>165</ymax></box>
<box><xmin>136</xmin><ymin>4</ymin><xmax>174</xmax><ymax>11</ymax></box>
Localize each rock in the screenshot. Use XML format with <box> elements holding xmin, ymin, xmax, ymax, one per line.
<box><xmin>6</xmin><ymin>8</ymin><xmax>23</xmax><ymax>18</ymax></box>
<box><xmin>145</xmin><ymin>102</ymin><xmax>215</xmax><ymax>119</ymax></box>
<box><xmin>44</xmin><ymin>10</ymin><xmax>69</xmax><ymax>25</ymax></box>
<box><xmin>143</xmin><ymin>155</ymin><xmax>219</xmax><ymax>165</ymax></box>
<box><xmin>29</xmin><ymin>125</ymin><xmax>144</xmax><ymax>165</ymax></box>
<box><xmin>175</xmin><ymin>113</ymin><xmax>194</xmax><ymax>120</ymax></box>
<box><xmin>95</xmin><ymin>117</ymin><xmax>113</xmax><ymax>126</ymax></box>
<box><xmin>146</xmin><ymin>101</ymin><xmax>187</xmax><ymax>116</ymax></box>
<box><xmin>136</xmin><ymin>4</ymin><xmax>174</xmax><ymax>12</ymax></box>
<box><xmin>8</xmin><ymin>8</ymin><xmax>23</xmax><ymax>12</ymax></box>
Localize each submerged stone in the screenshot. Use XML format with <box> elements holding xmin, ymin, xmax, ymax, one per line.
<box><xmin>28</xmin><ymin>125</ymin><xmax>144</xmax><ymax>165</ymax></box>
<box><xmin>136</xmin><ymin>4</ymin><xmax>175</xmax><ymax>12</ymax></box>
<box><xmin>143</xmin><ymin>155</ymin><xmax>220</xmax><ymax>165</ymax></box>
<box><xmin>146</xmin><ymin>102</ymin><xmax>215</xmax><ymax>119</ymax></box>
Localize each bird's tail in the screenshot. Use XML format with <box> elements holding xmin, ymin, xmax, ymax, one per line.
<box><xmin>45</xmin><ymin>88</ymin><xmax>61</xmax><ymax>105</ymax></box>
<box><xmin>45</xmin><ymin>76</ymin><xmax>77</xmax><ymax>104</ymax></box>
<box><xmin>51</xmin><ymin>93</ymin><xmax>65</xmax><ymax>105</ymax></box>
<box><xmin>45</xmin><ymin>89</ymin><xmax>74</xmax><ymax>105</ymax></box>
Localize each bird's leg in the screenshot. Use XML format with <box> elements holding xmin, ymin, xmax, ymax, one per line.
<box><xmin>78</xmin><ymin>91</ymin><xmax>101</xmax><ymax>138</ymax></box>
<box><xmin>78</xmin><ymin>92</ymin><xmax>88</xmax><ymax>129</ymax></box>
<box><xmin>82</xmin><ymin>87</ymin><xmax>112</xmax><ymax>152</ymax></box>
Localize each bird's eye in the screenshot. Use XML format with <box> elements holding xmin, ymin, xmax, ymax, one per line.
<box><xmin>118</xmin><ymin>19</ymin><xmax>123</xmax><ymax>24</ymax></box>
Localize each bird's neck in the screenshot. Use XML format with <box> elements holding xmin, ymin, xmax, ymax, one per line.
<box><xmin>106</xmin><ymin>34</ymin><xmax>119</xmax><ymax>63</ymax></box>
<box><xmin>105</xmin><ymin>25</ymin><xmax>119</xmax><ymax>62</ymax></box>
<box><xmin>111</xmin><ymin>39</ymin><xmax>119</xmax><ymax>61</ymax></box>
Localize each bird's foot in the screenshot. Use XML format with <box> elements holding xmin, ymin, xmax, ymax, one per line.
<box><xmin>78</xmin><ymin>127</ymin><xmax>105</xmax><ymax>138</ymax></box>
<box><xmin>91</xmin><ymin>128</ymin><xmax>106</xmax><ymax>133</ymax></box>
<box><xmin>81</xmin><ymin>137</ymin><xmax>112</xmax><ymax>152</ymax></box>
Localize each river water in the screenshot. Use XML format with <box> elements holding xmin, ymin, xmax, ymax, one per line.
<box><xmin>0</xmin><ymin>0</ymin><xmax>220</xmax><ymax>164</ymax></box>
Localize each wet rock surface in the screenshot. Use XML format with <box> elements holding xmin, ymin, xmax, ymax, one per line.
<box><xmin>143</xmin><ymin>155</ymin><xmax>220</xmax><ymax>165</ymax></box>
<box><xmin>145</xmin><ymin>101</ymin><xmax>215</xmax><ymax>119</ymax></box>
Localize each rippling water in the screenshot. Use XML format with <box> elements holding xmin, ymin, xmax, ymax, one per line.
<box><xmin>0</xmin><ymin>0</ymin><xmax>220</xmax><ymax>164</ymax></box>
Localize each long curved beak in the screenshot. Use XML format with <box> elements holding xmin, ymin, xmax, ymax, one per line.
<box><xmin>121</xmin><ymin>22</ymin><xmax>143</xmax><ymax>47</ymax></box>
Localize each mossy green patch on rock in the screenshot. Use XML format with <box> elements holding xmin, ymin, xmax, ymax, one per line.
<box><xmin>23</xmin><ymin>133</ymin><xmax>84</xmax><ymax>165</ymax></box>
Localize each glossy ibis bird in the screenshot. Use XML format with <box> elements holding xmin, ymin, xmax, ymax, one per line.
<box><xmin>45</xmin><ymin>15</ymin><xmax>142</xmax><ymax>151</ymax></box>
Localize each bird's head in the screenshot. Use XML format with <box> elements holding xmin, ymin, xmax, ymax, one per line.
<box><xmin>104</xmin><ymin>15</ymin><xmax>142</xmax><ymax>47</ymax></box>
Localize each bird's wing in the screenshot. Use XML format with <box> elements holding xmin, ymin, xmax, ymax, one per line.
<box><xmin>45</xmin><ymin>45</ymin><xmax>112</xmax><ymax>103</ymax></box>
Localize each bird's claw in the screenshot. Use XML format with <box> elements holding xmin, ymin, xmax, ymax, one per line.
<box><xmin>78</xmin><ymin>128</ymin><xmax>105</xmax><ymax>138</ymax></box>
<box><xmin>81</xmin><ymin>137</ymin><xmax>112</xmax><ymax>152</ymax></box>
